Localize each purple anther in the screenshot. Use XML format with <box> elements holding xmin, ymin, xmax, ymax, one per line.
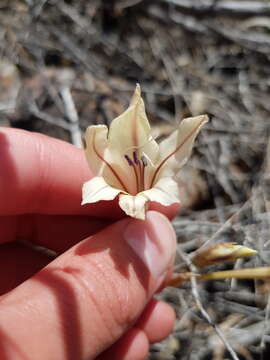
<box><xmin>133</xmin><ymin>151</ymin><xmax>139</xmax><ymax>165</ymax></box>
<box><xmin>124</xmin><ymin>154</ymin><xmax>133</xmax><ymax>166</ymax></box>
<box><xmin>141</xmin><ymin>155</ymin><xmax>147</xmax><ymax>167</ymax></box>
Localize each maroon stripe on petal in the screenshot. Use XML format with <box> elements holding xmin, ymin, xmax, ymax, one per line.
<box><xmin>150</xmin><ymin>120</ymin><xmax>204</xmax><ymax>187</ymax></box>
<box><xmin>92</xmin><ymin>131</ymin><xmax>129</xmax><ymax>193</ymax></box>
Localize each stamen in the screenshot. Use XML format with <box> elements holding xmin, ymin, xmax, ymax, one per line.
<box><xmin>133</xmin><ymin>151</ymin><xmax>139</xmax><ymax>165</ymax></box>
<box><xmin>124</xmin><ymin>152</ymin><xmax>147</xmax><ymax>193</ymax></box>
<box><xmin>124</xmin><ymin>154</ymin><xmax>133</xmax><ymax>166</ymax></box>
<box><xmin>141</xmin><ymin>155</ymin><xmax>147</xmax><ymax>167</ymax></box>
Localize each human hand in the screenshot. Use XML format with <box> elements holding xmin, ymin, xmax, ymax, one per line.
<box><xmin>0</xmin><ymin>128</ymin><xmax>178</xmax><ymax>360</ymax></box>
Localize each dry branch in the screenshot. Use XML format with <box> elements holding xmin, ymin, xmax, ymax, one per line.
<box><xmin>161</xmin><ymin>0</ymin><xmax>270</xmax><ymax>16</ymax></box>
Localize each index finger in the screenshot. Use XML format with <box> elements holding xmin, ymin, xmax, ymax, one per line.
<box><xmin>0</xmin><ymin>128</ymin><xmax>123</xmax><ymax>217</ymax></box>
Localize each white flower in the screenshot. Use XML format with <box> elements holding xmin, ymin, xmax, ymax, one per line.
<box><xmin>82</xmin><ymin>85</ymin><xmax>208</xmax><ymax>219</ymax></box>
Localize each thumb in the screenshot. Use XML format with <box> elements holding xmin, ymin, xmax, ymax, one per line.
<box><xmin>0</xmin><ymin>211</ymin><xmax>176</xmax><ymax>360</ymax></box>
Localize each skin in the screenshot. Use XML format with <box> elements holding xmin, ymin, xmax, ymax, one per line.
<box><xmin>0</xmin><ymin>128</ymin><xmax>179</xmax><ymax>360</ymax></box>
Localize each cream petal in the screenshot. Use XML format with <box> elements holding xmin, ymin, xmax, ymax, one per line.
<box><xmin>119</xmin><ymin>193</ymin><xmax>149</xmax><ymax>220</ymax></box>
<box><xmin>119</xmin><ymin>178</ymin><xmax>180</xmax><ymax>220</ymax></box>
<box><xmin>151</xmin><ymin>115</ymin><xmax>208</xmax><ymax>184</ymax></box>
<box><xmin>107</xmin><ymin>84</ymin><xmax>159</xmax><ymax>165</ymax></box>
<box><xmin>84</xmin><ymin>125</ymin><xmax>129</xmax><ymax>192</ymax></box>
<box><xmin>142</xmin><ymin>177</ymin><xmax>180</xmax><ymax>206</ymax></box>
<box><xmin>84</xmin><ymin>125</ymin><xmax>108</xmax><ymax>175</ymax></box>
<box><xmin>82</xmin><ymin>176</ymin><xmax>122</xmax><ymax>205</ymax></box>
<box><xmin>130</xmin><ymin>83</ymin><xmax>142</xmax><ymax>106</ymax></box>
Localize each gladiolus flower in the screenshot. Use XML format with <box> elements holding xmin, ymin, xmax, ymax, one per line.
<box><xmin>82</xmin><ymin>84</ymin><xmax>208</xmax><ymax>219</ymax></box>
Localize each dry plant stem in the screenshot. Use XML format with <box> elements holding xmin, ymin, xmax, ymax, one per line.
<box><xmin>29</xmin><ymin>103</ymin><xmax>71</xmax><ymax>130</ymax></box>
<box><xmin>161</xmin><ymin>0</ymin><xmax>270</xmax><ymax>16</ymax></box>
<box><xmin>200</xmin><ymin>267</ymin><xmax>270</xmax><ymax>281</ymax></box>
<box><xmin>169</xmin><ymin>267</ymin><xmax>270</xmax><ymax>286</ymax></box>
<box><xmin>115</xmin><ymin>0</ymin><xmax>144</xmax><ymax>11</ymax></box>
<box><xmin>60</xmin><ymin>86</ymin><xmax>82</xmax><ymax>148</ymax></box>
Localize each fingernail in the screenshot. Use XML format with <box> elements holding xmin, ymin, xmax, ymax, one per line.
<box><xmin>124</xmin><ymin>211</ymin><xmax>176</xmax><ymax>284</ymax></box>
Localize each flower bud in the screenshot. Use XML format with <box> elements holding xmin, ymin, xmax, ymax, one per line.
<box><xmin>192</xmin><ymin>242</ymin><xmax>257</xmax><ymax>268</ymax></box>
